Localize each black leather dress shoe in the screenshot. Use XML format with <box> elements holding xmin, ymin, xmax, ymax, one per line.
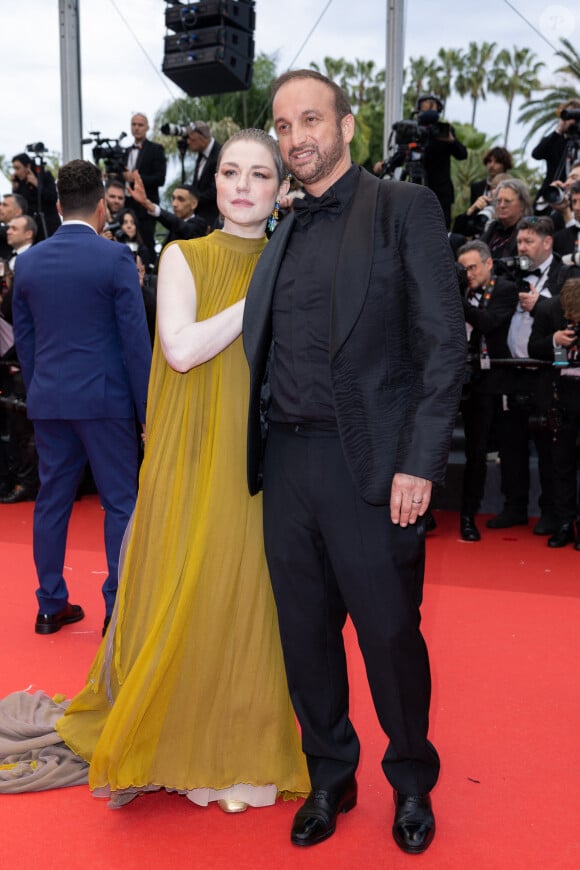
<box><xmin>35</xmin><ymin>603</ymin><xmax>85</xmax><ymax>635</ymax></box>
<box><xmin>290</xmin><ymin>779</ymin><xmax>357</xmax><ymax>847</ymax></box>
<box><xmin>486</xmin><ymin>510</ymin><xmax>528</xmax><ymax>529</ymax></box>
<box><xmin>392</xmin><ymin>791</ymin><xmax>435</xmax><ymax>854</ymax></box>
<box><xmin>548</xmin><ymin>522</ymin><xmax>575</xmax><ymax>548</ymax></box>
<box><xmin>533</xmin><ymin>514</ymin><xmax>558</xmax><ymax>536</ymax></box>
<box><xmin>0</xmin><ymin>484</ymin><xmax>37</xmax><ymax>504</ymax></box>
<box><xmin>460</xmin><ymin>514</ymin><xmax>480</xmax><ymax>541</ymax></box>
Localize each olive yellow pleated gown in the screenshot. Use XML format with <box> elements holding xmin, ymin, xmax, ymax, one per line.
<box><xmin>56</xmin><ymin>231</ymin><xmax>310</xmax><ymax>801</ymax></box>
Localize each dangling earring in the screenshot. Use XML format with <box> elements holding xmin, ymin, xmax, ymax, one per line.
<box><xmin>267</xmin><ymin>200</ymin><xmax>280</xmax><ymax>234</ymax></box>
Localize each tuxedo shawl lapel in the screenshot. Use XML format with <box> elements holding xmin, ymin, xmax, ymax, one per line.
<box><xmin>242</xmin><ymin>213</ymin><xmax>296</xmax><ymax>363</ymax></box>
<box><xmin>330</xmin><ymin>169</ymin><xmax>380</xmax><ymax>360</ymax></box>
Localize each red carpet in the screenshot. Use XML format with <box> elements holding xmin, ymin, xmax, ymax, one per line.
<box><xmin>1</xmin><ymin>498</ymin><xmax>579</xmax><ymax>869</ymax></box>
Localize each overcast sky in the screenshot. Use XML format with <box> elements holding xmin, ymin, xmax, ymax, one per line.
<box><xmin>1</xmin><ymin>0</ymin><xmax>578</xmax><ymax>191</ymax></box>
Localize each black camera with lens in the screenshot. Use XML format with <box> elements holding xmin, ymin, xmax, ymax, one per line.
<box><xmin>84</xmin><ymin>131</ymin><xmax>127</xmax><ymax>181</ymax></box>
<box><xmin>26</xmin><ymin>142</ymin><xmax>49</xmax><ymax>155</ymax></box>
<box><xmin>566</xmin><ymin>321</ymin><xmax>580</xmax><ymax>344</ymax></box>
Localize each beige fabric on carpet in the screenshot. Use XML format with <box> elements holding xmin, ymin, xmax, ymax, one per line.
<box><xmin>0</xmin><ymin>690</ymin><xmax>88</xmax><ymax>792</ymax></box>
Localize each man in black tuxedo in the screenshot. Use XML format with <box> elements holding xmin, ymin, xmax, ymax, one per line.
<box><xmin>487</xmin><ymin>216</ymin><xmax>565</xmax><ymax>533</ymax></box>
<box><xmin>529</xmin><ymin>278</ymin><xmax>580</xmax><ymax>547</ymax></box>
<box><xmin>124</xmin><ymin>113</ymin><xmax>167</xmax><ymax>258</ymax></box>
<box><xmin>457</xmin><ymin>241</ymin><xmax>519</xmax><ymax>541</ymax></box>
<box><xmin>243</xmin><ymin>70</ymin><xmax>466</xmax><ymax>854</ymax></box>
<box><xmin>186</xmin><ymin>121</ymin><xmax>221</xmax><ymax>229</ymax></box>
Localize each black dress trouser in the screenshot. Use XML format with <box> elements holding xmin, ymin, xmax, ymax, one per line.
<box><xmin>262</xmin><ymin>424</ymin><xmax>440</xmax><ymax>796</ymax></box>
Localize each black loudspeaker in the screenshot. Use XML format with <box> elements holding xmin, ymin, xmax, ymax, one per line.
<box><xmin>163</xmin><ymin>1</ymin><xmax>255</xmax><ymax>97</ymax></box>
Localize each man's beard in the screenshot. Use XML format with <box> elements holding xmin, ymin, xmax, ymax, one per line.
<box><xmin>285</xmin><ymin>123</ymin><xmax>345</xmax><ymax>187</ymax></box>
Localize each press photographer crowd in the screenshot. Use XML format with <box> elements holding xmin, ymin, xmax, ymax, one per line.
<box><xmin>2</xmin><ymin>99</ymin><xmax>580</xmax><ymax>552</ymax></box>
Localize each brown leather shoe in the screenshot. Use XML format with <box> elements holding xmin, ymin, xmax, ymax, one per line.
<box><xmin>35</xmin><ymin>603</ymin><xmax>85</xmax><ymax>635</ymax></box>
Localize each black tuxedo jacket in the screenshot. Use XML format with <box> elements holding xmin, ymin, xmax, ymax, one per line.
<box><xmin>243</xmin><ymin>170</ymin><xmax>467</xmax><ymax>505</ymax></box>
<box><xmin>192</xmin><ymin>140</ymin><xmax>222</xmax><ymax>228</ymax></box>
<box><xmin>553</xmin><ymin>225</ymin><xmax>579</xmax><ymax>257</ymax></box>
<box><xmin>528</xmin><ymin>294</ymin><xmax>580</xmax><ymax>414</ymax></box>
<box><xmin>464</xmin><ymin>275</ymin><xmax>518</xmax><ymax>393</ymax></box>
<box><xmin>125</xmin><ymin>139</ymin><xmax>166</xmax><ymax>203</ymax></box>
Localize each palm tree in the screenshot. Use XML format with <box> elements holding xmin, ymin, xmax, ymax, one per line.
<box><xmin>436</xmin><ymin>47</ymin><xmax>464</xmax><ymax>106</ymax></box>
<box><xmin>454</xmin><ymin>41</ymin><xmax>497</xmax><ymax>127</ymax></box>
<box><xmin>403</xmin><ymin>55</ymin><xmax>443</xmax><ymax>113</ymax></box>
<box><xmin>518</xmin><ymin>38</ymin><xmax>580</xmax><ymax>145</ymax></box>
<box><xmin>488</xmin><ymin>46</ymin><xmax>544</xmax><ymax>147</ymax></box>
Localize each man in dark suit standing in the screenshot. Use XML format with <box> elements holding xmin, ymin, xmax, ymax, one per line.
<box><xmin>187</xmin><ymin>121</ymin><xmax>222</xmax><ymax>229</ymax></box>
<box><xmin>12</xmin><ymin>160</ymin><xmax>152</xmax><ymax>636</ymax></box>
<box><xmin>486</xmin><ymin>216</ymin><xmax>565</xmax><ymax>533</ymax></box>
<box><xmin>124</xmin><ymin>112</ymin><xmax>167</xmax><ymax>258</ymax></box>
<box><xmin>243</xmin><ymin>70</ymin><xmax>466</xmax><ymax>854</ymax></box>
<box><xmin>457</xmin><ymin>240</ymin><xmax>519</xmax><ymax>541</ymax></box>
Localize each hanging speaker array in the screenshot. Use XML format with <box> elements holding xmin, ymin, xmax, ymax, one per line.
<box><xmin>162</xmin><ymin>1</ymin><xmax>256</xmax><ymax>96</ymax></box>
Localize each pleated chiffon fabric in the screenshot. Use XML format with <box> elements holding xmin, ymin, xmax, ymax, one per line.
<box><xmin>56</xmin><ymin>231</ymin><xmax>310</xmax><ymax>802</ymax></box>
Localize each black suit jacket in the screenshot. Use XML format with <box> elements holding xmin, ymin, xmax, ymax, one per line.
<box><xmin>532</xmin><ymin>131</ymin><xmax>576</xmax><ymax>190</ymax></box>
<box><xmin>464</xmin><ymin>275</ymin><xmax>519</xmax><ymax>393</ymax></box>
<box><xmin>243</xmin><ymin>169</ymin><xmax>467</xmax><ymax>505</ymax></box>
<box><xmin>528</xmin><ymin>294</ymin><xmax>580</xmax><ymax>414</ymax></box>
<box><xmin>423</xmin><ymin>128</ymin><xmax>467</xmax><ymax>206</ymax></box>
<box><xmin>157</xmin><ymin>208</ymin><xmax>208</xmax><ymax>248</ymax></box>
<box><xmin>553</xmin><ymin>225</ymin><xmax>579</xmax><ymax>257</ymax></box>
<box><xmin>469</xmin><ymin>178</ymin><xmax>489</xmax><ymax>204</ymax></box>
<box><xmin>192</xmin><ymin>140</ymin><xmax>222</xmax><ymax>228</ymax></box>
<box><xmin>125</xmin><ymin>139</ymin><xmax>166</xmax><ymax>204</ymax></box>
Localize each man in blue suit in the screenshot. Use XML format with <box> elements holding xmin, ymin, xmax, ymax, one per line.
<box><xmin>12</xmin><ymin>160</ymin><xmax>152</xmax><ymax>635</ymax></box>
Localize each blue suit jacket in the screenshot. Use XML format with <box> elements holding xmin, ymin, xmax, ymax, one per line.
<box><xmin>13</xmin><ymin>223</ymin><xmax>152</xmax><ymax>422</ymax></box>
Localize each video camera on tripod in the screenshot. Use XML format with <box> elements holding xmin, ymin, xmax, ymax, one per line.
<box><xmin>83</xmin><ymin>131</ymin><xmax>127</xmax><ymax>180</ymax></box>
<box><xmin>379</xmin><ymin>94</ymin><xmax>451</xmax><ymax>185</ymax></box>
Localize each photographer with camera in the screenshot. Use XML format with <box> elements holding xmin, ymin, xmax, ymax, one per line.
<box><xmin>453</xmin><ymin>171</ymin><xmax>513</xmax><ymax>240</ymax></box>
<box><xmin>123</xmin><ymin>113</ymin><xmax>167</xmax><ymax>259</ymax></box>
<box><xmin>415</xmin><ymin>94</ymin><xmax>467</xmax><ymax>228</ymax></box>
<box><xmin>456</xmin><ymin>240</ymin><xmax>519</xmax><ymax>542</ymax></box>
<box><xmin>529</xmin><ymin>277</ymin><xmax>580</xmax><ymax>547</ymax></box>
<box><xmin>532</xmin><ymin>100</ymin><xmax>580</xmax><ymax>197</ymax></box>
<box><xmin>487</xmin><ymin>215</ymin><xmax>565</xmax><ymax>533</ymax></box>
<box><xmin>11</xmin><ymin>151</ymin><xmax>60</xmax><ymax>241</ymax></box>
<box><xmin>480</xmin><ymin>178</ymin><xmax>533</xmax><ymax>258</ymax></box>
<box><xmin>553</xmin><ymin>179</ymin><xmax>580</xmax><ymax>257</ymax></box>
<box><xmin>376</xmin><ymin>95</ymin><xmax>467</xmax><ymax>229</ymax></box>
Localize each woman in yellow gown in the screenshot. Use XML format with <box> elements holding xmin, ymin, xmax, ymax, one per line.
<box><xmin>56</xmin><ymin>129</ymin><xmax>310</xmax><ymax>810</ymax></box>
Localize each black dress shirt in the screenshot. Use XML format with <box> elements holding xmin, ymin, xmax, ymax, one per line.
<box><xmin>269</xmin><ymin>164</ymin><xmax>360</xmax><ymax>424</ymax></box>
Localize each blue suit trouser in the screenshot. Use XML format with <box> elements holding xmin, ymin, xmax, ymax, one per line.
<box><xmin>32</xmin><ymin>418</ymin><xmax>139</xmax><ymax>615</ymax></box>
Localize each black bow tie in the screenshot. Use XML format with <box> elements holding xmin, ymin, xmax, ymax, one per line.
<box><xmin>293</xmin><ymin>191</ymin><xmax>342</xmax><ymax>226</ymax></box>
<box><xmin>522</xmin><ymin>268</ymin><xmax>542</xmax><ymax>278</ymax></box>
